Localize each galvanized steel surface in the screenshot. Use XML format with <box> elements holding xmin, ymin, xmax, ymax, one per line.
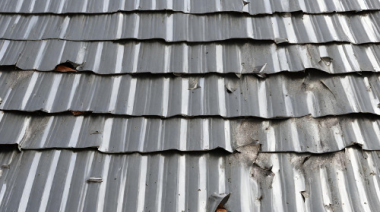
<box><xmin>0</xmin><ymin>0</ymin><xmax>379</xmax><ymax>15</ymax></box>
<box><xmin>1</xmin><ymin>112</ymin><xmax>380</xmax><ymax>153</ymax></box>
<box><xmin>0</xmin><ymin>71</ymin><xmax>379</xmax><ymax>118</ymax></box>
<box><xmin>1</xmin><ymin>12</ymin><xmax>380</xmax><ymax>43</ymax></box>
<box><xmin>3</xmin><ymin>40</ymin><xmax>380</xmax><ymax>74</ymax></box>
<box><xmin>0</xmin><ymin>147</ymin><xmax>378</xmax><ymax>212</ymax></box>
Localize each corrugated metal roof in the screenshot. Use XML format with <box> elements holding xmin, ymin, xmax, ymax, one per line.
<box><xmin>0</xmin><ymin>0</ymin><xmax>379</xmax><ymax>15</ymax></box>
<box><xmin>1</xmin><ymin>71</ymin><xmax>379</xmax><ymax>118</ymax></box>
<box><xmin>0</xmin><ymin>147</ymin><xmax>378</xmax><ymax>212</ymax></box>
<box><xmin>1</xmin><ymin>12</ymin><xmax>380</xmax><ymax>43</ymax></box>
<box><xmin>1</xmin><ymin>112</ymin><xmax>380</xmax><ymax>153</ymax></box>
<box><xmin>1</xmin><ymin>0</ymin><xmax>380</xmax><ymax>210</ymax></box>
<box><xmin>2</xmin><ymin>40</ymin><xmax>380</xmax><ymax>74</ymax></box>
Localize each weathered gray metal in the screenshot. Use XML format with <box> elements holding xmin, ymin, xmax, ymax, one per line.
<box><xmin>1</xmin><ymin>13</ymin><xmax>380</xmax><ymax>43</ymax></box>
<box><xmin>0</xmin><ymin>0</ymin><xmax>379</xmax><ymax>15</ymax></box>
<box><xmin>1</xmin><ymin>112</ymin><xmax>380</xmax><ymax>153</ymax></box>
<box><xmin>0</xmin><ymin>71</ymin><xmax>379</xmax><ymax>118</ymax></box>
<box><xmin>2</xmin><ymin>40</ymin><xmax>380</xmax><ymax>75</ymax></box>
<box><xmin>0</xmin><ymin>147</ymin><xmax>378</xmax><ymax>212</ymax></box>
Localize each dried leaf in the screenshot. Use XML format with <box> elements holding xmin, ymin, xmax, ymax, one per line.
<box><xmin>55</xmin><ymin>65</ymin><xmax>76</xmax><ymax>72</ymax></box>
<box><xmin>71</xmin><ymin>111</ymin><xmax>85</xmax><ymax>116</ymax></box>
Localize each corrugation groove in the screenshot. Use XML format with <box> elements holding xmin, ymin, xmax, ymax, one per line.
<box><xmin>3</xmin><ymin>40</ymin><xmax>380</xmax><ymax>74</ymax></box>
<box><xmin>0</xmin><ymin>0</ymin><xmax>379</xmax><ymax>15</ymax></box>
<box><xmin>1</xmin><ymin>13</ymin><xmax>380</xmax><ymax>43</ymax></box>
<box><xmin>0</xmin><ymin>148</ymin><xmax>379</xmax><ymax>211</ymax></box>
<box><xmin>1</xmin><ymin>71</ymin><xmax>380</xmax><ymax>118</ymax></box>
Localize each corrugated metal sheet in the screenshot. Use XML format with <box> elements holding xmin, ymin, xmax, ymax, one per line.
<box><xmin>1</xmin><ymin>112</ymin><xmax>380</xmax><ymax>153</ymax></box>
<box><xmin>0</xmin><ymin>147</ymin><xmax>379</xmax><ymax>212</ymax></box>
<box><xmin>0</xmin><ymin>112</ymin><xmax>234</xmax><ymax>153</ymax></box>
<box><xmin>0</xmin><ymin>0</ymin><xmax>379</xmax><ymax>15</ymax></box>
<box><xmin>1</xmin><ymin>71</ymin><xmax>379</xmax><ymax>118</ymax></box>
<box><xmin>1</xmin><ymin>12</ymin><xmax>380</xmax><ymax>43</ymax></box>
<box><xmin>2</xmin><ymin>40</ymin><xmax>380</xmax><ymax>74</ymax></box>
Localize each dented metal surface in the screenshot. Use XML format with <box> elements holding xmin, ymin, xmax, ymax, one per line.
<box><xmin>3</xmin><ymin>112</ymin><xmax>380</xmax><ymax>153</ymax></box>
<box><xmin>1</xmin><ymin>12</ymin><xmax>380</xmax><ymax>43</ymax></box>
<box><xmin>4</xmin><ymin>40</ymin><xmax>380</xmax><ymax>74</ymax></box>
<box><xmin>0</xmin><ymin>0</ymin><xmax>380</xmax><ymax>15</ymax></box>
<box><xmin>1</xmin><ymin>71</ymin><xmax>380</xmax><ymax>118</ymax></box>
<box><xmin>0</xmin><ymin>147</ymin><xmax>379</xmax><ymax>212</ymax></box>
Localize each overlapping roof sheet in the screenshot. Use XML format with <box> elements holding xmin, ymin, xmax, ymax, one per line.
<box><xmin>0</xmin><ymin>0</ymin><xmax>379</xmax><ymax>15</ymax></box>
<box><xmin>1</xmin><ymin>112</ymin><xmax>380</xmax><ymax>153</ymax></box>
<box><xmin>2</xmin><ymin>40</ymin><xmax>380</xmax><ymax>74</ymax></box>
<box><xmin>1</xmin><ymin>71</ymin><xmax>379</xmax><ymax>118</ymax></box>
<box><xmin>1</xmin><ymin>0</ymin><xmax>380</xmax><ymax>211</ymax></box>
<box><xmin>0</xmin><ymin>147</ymin><xmax>378</xmax><ymax>212</ymax></box>
<box><xmin>1</xmin><ymin>13</ymin><xmax>380</xmax><ymax>43</ymax></box>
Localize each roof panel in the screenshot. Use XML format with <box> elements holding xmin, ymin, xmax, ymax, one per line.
<box><xmin>2</xmin><ymin>40</ymin><xmax>380</xmax><ymax>74</ymax></box>
<box><xmin>1</xmin><ymin>112</ymin><xmax>380</xmax><ymax>153</ymax></box>
<box><xmin>1</xmin><ymin>13</ymin><xmax>380</xmax><ymax>43</ymax></box>
<box><xmin>0</xmin><ymin>0</ymin><xmax>379</xmax><ymax>15</ymax></box>
<box><xmin>0</xmin><ymin>71</ymin><xmax>379</xmax><ymax>118</ymax></box>
<box><xmin>0</xmin><ymin>147</ymin><xmax>378</xmax><ymax>211</ymax></box>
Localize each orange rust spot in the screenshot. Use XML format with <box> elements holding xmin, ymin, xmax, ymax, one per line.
<box><xmin>71</xmin><ymin>111</ymin><xmax>85</xmax><ymax>116</ymax></box>
<box><xmin>55</xmin><ymin>65</ymin><xmax>76</xmax><ymax>72</ymax></box>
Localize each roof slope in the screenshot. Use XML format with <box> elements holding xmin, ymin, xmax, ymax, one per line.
<box><xmin>0</xmin><ymin>0</ymin><xmax>380</xmax><ymax>211</ymax></box>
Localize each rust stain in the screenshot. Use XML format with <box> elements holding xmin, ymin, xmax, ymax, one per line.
<box><xmin>55</xmin><ymin>65</ymin><xmax>76</xmax><ymax>72</ymax></box>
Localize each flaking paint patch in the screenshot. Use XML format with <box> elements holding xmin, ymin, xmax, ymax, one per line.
<box><xmin>320</xmin><ymin>57</ymin><xmax>333</xmax><ymax>66</ymax></box>
<box><xmin>231</xmin><ymin>120</ymin><xmax>260</xmax><ymax>147</ymax></box>
<box><xmin>188</xmin><ymin>77</ymin><xmax>199</xmax><ymax>90</ymax></box>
